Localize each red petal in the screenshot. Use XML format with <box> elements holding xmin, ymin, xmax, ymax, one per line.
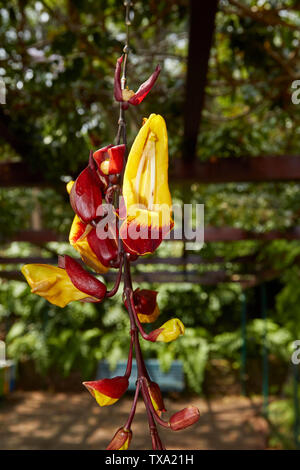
<box><xmin>64</xmin><ymin>255</ymin><xmax>106</xmax><ymax>299</ymax></box>
<box><xmin>93</xmin><ymin>145</ymin><xmax>112</xmax><ymax>169</ymax></box>
<box><xmin>128</xmin><ymin>65</ymin><xmax>161</xmax><ymax>106</ymax></box>
<box><xmin>169</xmin><ymin>406</ymin><xmax>200</xmax><ymax>431</ymax></box>
<box><xmin>70</xmin><ymin>165</ymin><xmax>102</xmax><ymax>224</ymax></box>
<box><xmin>87</xmin><ymin>227</ymin><xmax>118</xmax><ymax>268</ymax></box>
<box><xmin>83</xmin><ymin>376</ymin><xmax>128</xmax><ymax>399</ymax></box>
<box><xmin>134</xmin><ymin>288</ymin><xmax>158</xmax><ymax>315</ymax></box>
<box><xmin>93</xmin><ymin>144</ymin><xmax>125</xmax><ymax>176</ymax></box>
<box><xmin>107</xmin><ymin>145</ymin><xmax>125</xmax><ymax>174</ymax></box>
<box><xmin>147</xmin><ymin>328</ymin><xmax>164</xmax><ymax>342</ymax></box>
<box><xmin>120</xmin><ymin>218</ymin><xmax>164</xmax><ymax>255</ymax></box>
<box><xmin>114</xmin><ymin>56</ymin><xmax>123</xmax><ymax>102</ymax></box>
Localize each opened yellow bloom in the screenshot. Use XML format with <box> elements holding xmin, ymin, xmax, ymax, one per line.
<box><xmin>120</xmin><ymin>113</ymin><xmax>173</xmax><ymax>255</ymax></box>
<box><xmin>154</xmin><ymin>318</ymin><xmax>185</xmax><ymax>343</ymax></box>
<box><xmin>21</xmin><ymin>264</ymin><xmax>92</xmax><ymax>308</ymax></box>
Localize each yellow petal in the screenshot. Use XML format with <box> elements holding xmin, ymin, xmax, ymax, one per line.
<box><xmin>21</xmin><ymin>264</ymin><xmax>89</xmax><ymax>308</ymax></box>
<box><xmin>94</xmin><ymin>390</ymin><xmax>119</xmax><ymax>407</ymax></box>
<box><xmin>138</xmin><ymin>304</ymin><xmax>160</xmax><ymax>324</ymax></box>
<box><xmin>121</xmin><ymin>114</ymin><xmax>173</xmax><ymax>255</ymax></box>
<box><xmin>123</xmin><ymin>113</ymin><xmax>172</xmax><ymax>214</ymax></box>
<box><xmin>66</xmin><ymin>180</ymin><xmax>74</xmax><ymax>194</ymax></box>
<box><xmin>69</xmin><ymin>215</ymin><xmax>108</xmax><ymax>274</ymax></box>
<box><xmin>119</xmin><ymin>436</ymin><xmax>130</xmax><ymax>450</ymax></box>
<box><xmin>156</xmin><ymin>318</ymin><xmax>185</xmax><ymax>343</ymax></box>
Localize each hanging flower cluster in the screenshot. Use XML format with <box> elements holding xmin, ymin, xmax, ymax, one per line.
<box><xmin>21</xmin><ymin>53</ymin><xmax>200</xmax><ymax>450</ymax></box>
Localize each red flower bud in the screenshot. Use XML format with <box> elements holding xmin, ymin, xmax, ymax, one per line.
<box><xmin>83</xmin><ymin>376</ymin><xmax>129</xmax><ymax>407</ymax></box>
<box><xmin>114</xmin><ymin>55</ymin><xmax>161</xmax><ymax>107</ymax></box>
<box><xmin>169</xmin><ymin>406</ymin><xmax>200</xmax><ymax>431</ymax></box>
<box><xmin>133</xmin><ymin>288</ymin><xmax>160</xmax><ymax>323</ymax></box>
<box><xmin>107</xmin><ymin>427</ymin><xmax>132</xmax><ymax>450</ymax></box>
<box><xmin>87</xmin><ymin>227</ymin><xmax>118</xmax><ymax>268</ymax></box>
<box><xmin>69</xmin><ymin>155</ymin><xmax>103</xmax><ymax>224</ymax></box>
<box><xmin>148</xmin><ymin>381</ymin><xmax>166</xmax><ymax>417</ymax></box>
<box><xmin>63</xmin><ymin>255</ymin><xmax>107</xmax><ymax>300</ymax></box>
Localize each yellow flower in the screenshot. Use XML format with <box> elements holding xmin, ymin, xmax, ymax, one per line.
<box><xmin>21</xmin><ymin>264</ymin><xmax>93</xmax><ymax>308</ymax></box>
<box><xmin>120</xmin><ymin>114</ymin><xmax>173</xmax><ymax>255</ymax></box>
<box><xmin>21</xmin><ymin>256</ymin><xmax>107</xmax><ymax>308</ymax></box>
<box><xmin>152</xmin><ymin>318</ymin><xmax>185</xmax><ymax>343</ymax></box>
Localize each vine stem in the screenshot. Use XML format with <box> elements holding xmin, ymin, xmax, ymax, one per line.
<box><xmin>108</xmin><ymin>0</ymin><xmax>165</xmax><ymax>449</ymax></box>
<box><xmin>124</xmin><ymin>379</ymin><xmax>140</xmax><ymax>431</ymax></box>
<box><xmin>105</xmin><ymin>253</ymin><xmax>124</xmax><ymax>298</ymax></box>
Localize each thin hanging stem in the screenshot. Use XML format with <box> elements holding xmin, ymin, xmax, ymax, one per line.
<box><xmin>105</xmin><ymin>253</ymin><xmax>124</xmax><ymax>297</ymax></box>
<box><xmin>124</xmin><ymin>379</ymin><xmax>141</xmax><ymax>431</ymax></box>
<box><xmin>125</xmin><ymin>330</ymin><xmax>134</xmax><ymax>378</ymax></box>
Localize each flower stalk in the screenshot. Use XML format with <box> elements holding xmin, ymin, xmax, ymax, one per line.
<box><xmin>20</xmin><ymin>1</ymin><xmax>200</xmax><ymax>450</ymax></box>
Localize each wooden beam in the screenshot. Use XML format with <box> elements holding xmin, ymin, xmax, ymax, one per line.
<box><xmin>0</xmin><ymin>269</ymin><xmax>256</xmax><ymax>285</ymax></box>
<box><xmin>183</xmin><ymin>0</ymin><xmax>219</xmax><ymax>161</ymax></box>
<box><xmin>2</xmin><ymin>156</ymin><xmax>300</xmax><ymax>187</ymax></box>
<box><xmin>202</xmin><ymin>226</ymin><xmax>300</xmax><ymax>242</ymax></box>
<box><xmin>170</xmin><ymin>155</ymin><xmax>300</xmax><ymax>183</ymax></box>
<box><xmin>0</xmin><ymin>254</ymin><xmax>256</xmax><ymax>266</ymax></box>
<box><xmin>6</xmin><ymin>229</ymin><xmax>64</xmax><ymax>243</ymax></box>
<box><xmin>0</xmin><ymin>161</ymin><xmax>47</xmax><ymax>187</ymax></box>
<box><xmin>3</xmin><ymin>226</ymin><xmax>300</xmax><ymax>244</ymax></box>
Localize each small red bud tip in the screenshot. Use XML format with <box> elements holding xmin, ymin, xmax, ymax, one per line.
<box><xmin>107</xmin><ymin>427</ymin><xmax>132</xmax><ymax>450</ymax></box>
<box><xmin>169</xmin><ymin>406</ymin><xmax>200</xmax><ymax>431</ymax></box>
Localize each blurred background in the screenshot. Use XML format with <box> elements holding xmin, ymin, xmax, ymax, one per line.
<box><xmin>0</xmin><ymin>0</ymin><xmax>300</xmax><ymax>450</ymax></box>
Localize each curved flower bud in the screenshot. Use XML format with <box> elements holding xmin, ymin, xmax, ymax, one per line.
<box><xmin>21</xmin><ymin>263</ymin><xmax>102</xmax><ymax>308</ymax></box>
<box><xmin>148</xmin><ymin>318</ymin><xmax>185</xmax><ymax>343</ymax></box>
<box><xmin>133</xmin><ymin>288</ymin><xmax>160</xmax><ymax>323</ymax></box>
<box><xmin>148</xmin><ymin>381</ymin><xmax>166</xmax><ymax>417</ymax></box>
<box><xmin>120</xmin><ymin>114</ymin><xmax>173</xmax><ymax>255</ymax></box>
<box><xmin>83</xmin><ymin>376</ymin><xmax>129</xmax><ymax>407</ymax></box>
<box><xmin>106</xmin><ymin>427</ymin><xmax>132</xmax><ymax>450</ymax></box>
<box><xmin>69</xmin><ymin>215</ymin><xmax>118</xmax><ymax>274</ymax></box>
<box><xmin>114</xmin><ymin>55</ymin><xmax>160</xmax><ymax>107</ymax></box>
<box><xmin>69</xmin><ymin>156</ymin><xmax>103</xmax><ymax>224</ymax></box>
<box><xmin>169</xmin><ymin>406</ymin><xmax>200</xmax><ymax>431</ymax></box>
<box><xmin>93</xmin><ymin>144</ymin><xmax>125</xmax><ymax>176</ymax></box>
<box><xmin>63</xmin><ymin>255</ymin><xmax>107</xmax><ymax>300</ymax></box>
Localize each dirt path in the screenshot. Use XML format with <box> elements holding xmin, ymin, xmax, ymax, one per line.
<box><xmin>0</xmin><ymin>392</ymin><xmax>268</xmax><ymax>450</ymax></box>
